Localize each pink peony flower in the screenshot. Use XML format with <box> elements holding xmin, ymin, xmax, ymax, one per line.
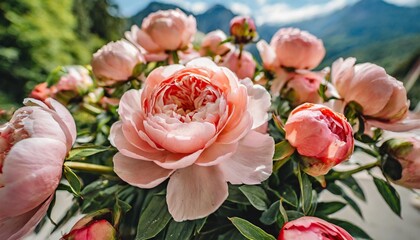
<box><xmin>331</xmin><ymin>58</ymin><xmax>409</xmax><ymax>125</ymax></box>
<box><xmin>285</xmin><ymin>103</ymin><xmax>354</xmax><ymax>176</ymax></box>
<box><xmin>278</xmin><ymin>216</ymin><xmax>353</xmax><ymax>240</ymax></box>
<box><xmin>62</xmin><ymin>210</ymin><xmax>116</xmax><ymax>240</ymax></box>
<box><xmin>282</xmin><ymin>70</ymin><xmax>325</xmax><ymax>105</ymax></box>
<box><xmin>257</xmin><ymin>28</ymin><xmax>325</xmax><ymax>70</ymax></box>
<box><xmin>0</xmin><ymin>98</ymin><xmax>76</xmax><ymax>240</ymax></box>
<box><xmin>200</xmin><ymin>30</ymin><xmax>233</xmax><ymax>56</ymax></box>
<box><xmin>125</xmin><ymin>9</ymin><xmax>196</xmax><ymax>54</ymax></box>
<box><xmin>55</xmin><ymin>66</ymin><xmax>93</xmax><ymax>94</ymax></box>
<box><xmin>109</xmin><ymin>58</ymin><xmax>274</xmax><ymax>221</ymax></box>
<box><xmin>221</xmin><ymin>49</ymin><xmax>256</xmax><ymax>79</ymax></box>
<box><xmin>229</xmin><ymin>16</ymin><xmax>257</xmax><ymax>44</ymax></box>
<box><xmin>91</xmin><ymin>40</ymin><xmax>145</xmax><ymax>86</ymax></box>
<box><xmin>381</xmin><ymin>137</ymin><xmax>420</xmax><ymax>189</ymax></box>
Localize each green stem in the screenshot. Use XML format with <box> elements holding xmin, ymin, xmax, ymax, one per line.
<box><xmin>333</xmin><ymin>160</ymin><xmax>380</xmax><ymax>180</ymax></box>
<box><xmin>64</xmin><ymin>161</ymin><xmax>115</xmax><ymax>175</ymax></box>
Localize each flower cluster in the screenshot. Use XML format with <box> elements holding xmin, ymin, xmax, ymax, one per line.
<box><xmin>1</xmin><ymin>7</ymin><xmax>419</xmax><ymax>240</ymax></box>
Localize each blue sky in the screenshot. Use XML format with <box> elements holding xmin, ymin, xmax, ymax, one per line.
<box><xmin>112</xmin><ymin>0</ymin><xmax>420</xmax><ymax>25</ymax></box>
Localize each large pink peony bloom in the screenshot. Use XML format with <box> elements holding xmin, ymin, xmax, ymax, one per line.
<box><xmin>285</xmin><ymin>103</ymin><xmax>354</xmax><ymax>176</ymax></box>
<box><xmin>221</xmin><ymin>49</ymin><xmax>256</xmax><ymax>80</ymax></box>
<box><xmin>332</xmin><ymin>58</ymin><xmax>409</xmax><ymax>122</ymax></box>
<box><xmin>125</xmin><ymin>9</ymin><xmax>196</xmax><ymax>54</ymax></box>
<box><xmin>110</xmin><ymin>58</ymin><xmax>274</xmax><ymax>221</ymax></box>
<box><xmin>91</xmin><ymin>40</ymin><xmax>145</xmax><ymax>86</ymax></box>
<box><xmin>0</xmin><ymin>98</ymin><xmax>76</xmax><ymax>240</ymax></box>
<box><xmin>278</xmin><ymin>216</ymin><xmax>353</xmax><ymax>240</ymax></box>
<box><xmin>257</xmin><ymin>28</ymin><xmax>325</xmax><ymax>70</ymax></box>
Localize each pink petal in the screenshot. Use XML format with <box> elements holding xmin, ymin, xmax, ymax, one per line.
<box><xmin>0</xmin><ymin>195</ymin><xmax>53</xmax><ymax>240</ymax></box>
<box><xmin>195</xmin><ymin>142</ymin><xmax>238</xmax><ymax>166</ymax></box>
<box><xmin>0</xmin><ymin>138</ymin><xmax>65</xmax><ymax>220</ymax></box>
<box><xmin>45</xmin><ymin>98</ymin><xmax>77</xmax><ymax>145</ymax></box>
<box><xmin>154</xmin><ymin>149</ymin><xmax>203</xmax><ymax>169</ymax></box>
<box><xmin>166</xmin><ymin>165</ymin><xmax>228</xmax><ymax>221</ymax></box>
<box><xmin>256</xmin><ymin>40</ymin><xmax>276</xmax><ymax>70</ymax></box>
<box><xmin>219</xmin><ymin>130</ymin><xmax>274</xmax><ymax>184</ymax></box>
<box><xmin>240</xmin><ymin>78</ymin><xmax>271</xmax><ymax>129</ymax></box>
<box><xmin>113</xmin><ymin>153</ymin><xmax>173</xmax><ymax>188</ymax></box>
<box><xmin>118</xmin><ymin>89</ymin><xmax>142</xmax><ymax>124</ymax></box>
<box><xmin>367</xmin><ymin>118</ymin><xmax>420</xmax><ymax>132</ymax></box>
<box><xmin>134</xmin><ymin>28</ymin><xmax>162</xmax><ymax>53</ymax></box>
<box><xmin>186</xmin><ymin>57</ymin><xmax>219</xmax><ymax>72</ymax></box>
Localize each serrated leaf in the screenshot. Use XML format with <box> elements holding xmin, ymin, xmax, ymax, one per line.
<box><xmin>229</xmin><ymin>217</ymin><xmax>276</xmax><ymax>240</ymax></box>
<box><xmin>298</xmin><ymin>170</ymin><xmax>312</xmax><ymax>214</ymax></box>
<box><xmin>63</xmin><ymin>166</ymin><xmax>82</xmax><ymax>196</ymax></box>
<box><xmin>328</xmin><ymin>218</ymin><xmax>372</xmax><ymax>240</ymax></box>
<box><xmin>67</xmin><ymin>146</ymin><xmax>109</xmax><ymax>160</ymax></box>
<box><xmin>136</xmin><ymin>195</ymin><xmax>172</xmax><ymax>240</ymax></box>
<box><xmin>315</xmin><ymin>201</ymin><xmax>346</xmax><ymax>216</ymax></box>
<box><xmin>373</xmin><ymin>177</ymin><xmax>401</xmax><ymax>217</ymax></box>
<box><xmin>239</xmin><ymin>185</ymin><xmax>269</xmax><ymax>211</ymax></box>
<box><xmin>260</xmin><ymin>201</ymin><xmax>280</xmax><ymax>225</ymax></box>
<box><xmin>279</xmin><ymin>185</ymin><xmax>298</xmax><ymax>207</ymax></box>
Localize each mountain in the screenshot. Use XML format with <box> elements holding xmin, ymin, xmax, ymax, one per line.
<box><xmin>129</xmin><ymin>2</ymin><xmax>193</xmax><ymax>27</ymax></box>
<box><xmin>196</xmin><ymin>4</ymin><xmax>236</xmax><ymax>34</ymax></box>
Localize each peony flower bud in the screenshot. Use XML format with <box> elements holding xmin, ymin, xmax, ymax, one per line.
<box><xmin>221</xmin><ymin>49</ymin><xmax>256</xmax><ymax>79</ymax></box>
<box><xmin>62</xmin><ymin>210</ymin><xmax>116</xmax><ymax>240</ymax></box>
<box><xmin>0</xmin><ymin>98</ymin><xmax>76</xmax><ymax>240</ymax></box>
<box><xmin>55</xmin><ymin>66</ymin><xmax>93</xmax><ymax>94</ymax></box>
<box><xmin>200</xmin><ymin>30</ymin><xmax>233</xmax><ymax>56</ymax></box>
<box><xmin>257</xmin><ymin>28</ymin><xmax>325</xmax><ymax>70</ymax></box>
<box><xmin>125</xmin><ymin>9</ymin><xmax>196</xmax><ymax>54</ymax></box>
<box><xmin>229</xmin><ymin>16</ymin><xmax>257</xmax><ymax>44</ymax></box>
<box><xmin>278</xmin><ymin>216</ymin><xmax>353</xmax><ymax>240</ymax></box>
<box><xmin>284</xmin><ymin>103</ymin><xmax>354</xmax><ymax>176</ymax></box>
<box><xmin>91</xmin><ymin>40</ymin><xmax>145</xmax><ymax>86</ymax></box>
<box><xmin>332</xmin><ymin>58</ymin><xmax>409</xmax><ymax>125</ymax></box>
<box><xmin>380</xmin><ymin>137</ymin><xmax>420</xmax><ymax>189</ymax></box>
<box><xmin>282</xmin><ymin>70</ymin><xmax>324</xmax><ymax>106</ymax></box>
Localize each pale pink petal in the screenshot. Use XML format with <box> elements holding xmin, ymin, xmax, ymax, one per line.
<box><xmin>0</xmin><ymin>195</ymin><xmax>53</xmax><ymax>240</ymax></box>
<box><xmin>45</xmin><ymin>98</ymin><xmax>77</xmax><ymax>145</ymax></box>
<box><xmin>367</xmin><ymin>118</ymin><xmax>420</xmax><ymax>132</ymax></box>
<box><xmin>256</xmin><ymin>40</ymin><xmax>276</xmax><ymax>70</ymax></box>
<box><xmin>219</xmin><ymin>130</ymin><xmax>274</xmax><ymax>184</ymax></box>
<box><xmin>195</xmin><ymin>142</ymin><xmax>238</xmax><ymax>166</ymax></box>
<box><xmin>186</xmin><ymin>57</ymin><xmax>219</xmax><ymax>72</ymax></box>
<box><xmin>113</xmin><ymin>153</ymin><xmax>173</xmax><ymax>188</ymax></box>
<box><xmin>154</xmin><ymin>150</ymin><xmax>203</xmax><ymax>170</ymax></box>
<box><xmin>133</xmin><ymin>28</ymin><xmax>162</xmax><ymax>53</ymax></box>
<box><xmin>240</xmin><ymin>78</ymin><xmax>271</xmax><ymax>129</ymax></box>
<box><xmin>167</xmin><ymin>165</ymin><xmax>228</xmax><ymax>221</ymax></box>
<box><xmin>0</xmin><ymin>138</ymin><xmax>65</xmax><ymax>220</ymax></box>
<box><xmin>217</xmin><ymin>110</ymin><xmax>252</xmax><ymax>144</ymax></box>
<box><xmin>144</xmin><ymin>53</ymin><xmax>169</xmax><ymax>62</ymax></box>
<box><xmin>117</xmin><ymin>89</ymin><xmax>142</xmax><ymax>123</ymax></box>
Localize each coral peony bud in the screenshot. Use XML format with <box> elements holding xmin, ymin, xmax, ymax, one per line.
<box><xmin>125</xmin><ymin>9</ymin><xmax>196</xmax><ymax>54</ymax></box>
<box><xmin>91</xmin><ymin>40</ymin><xmax>145</xmax><ymax>86</ymax></box>
<box><xmin>62</xmin><ymin>210</ymin><xmax>116</xmax><ymax>240</ymax></box>
<box><xmin>380</xmin><ymin>137</ymin><xmax>420</xmax><ymax>189</ymax></box>
<box><xmin>258</xmin><ymin>28</ymin><xmax>325</xmax><ymax>70</ymax></box>
<box><xmin>229</xmin><ymin>16</ymin><xmax>257</xmax><ymax>44</ymax></box>
<box><xmin>332</xmin><ymin>58</ymin><xmax>409</xmax><ymax>124</ymax></box>
<box><xmin>284</xmin><ymin>103</ymin><xmax>354</xmax><ymax>176</ymax></box>
<box><xmin>29</xmin><ymin>82</ymin><xmax>53</xmax><ymax>101</ymax></box>
<box><xmin>200</xmin><ymin>30</ymin><xmax>233</xmax><ymax>56</ymax></box>
<box><xmin>279</xmin><ymin>216</ymin><xmax>353</xmax><ymax>240</ymax></box>
<box><xmin>221</xmin><ymin>49</ymin><xmax>256</xmax><ymax>79</ymax></box>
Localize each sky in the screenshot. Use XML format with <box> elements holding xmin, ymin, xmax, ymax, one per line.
<box><xmin>112</xmin><ymin>0</ymin><xmax>420</xmax><ymax>25</ymax></box>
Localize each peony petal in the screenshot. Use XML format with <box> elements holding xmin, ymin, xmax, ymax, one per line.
<box><xmin>195</xmin><ymin>142</ymin><xmax>238</xmax><ymax>166</ymax></box>
<box><xmin>367</xmin><ymin>118</ymin><xmax>420</xmax><ymax>132</ymax></box>
<box><xmin>134</xmin><ymin>28</ymin><xmax>162</xmax><ymax>53</ymax></box>
<box><xmin>113</xmin><ymin>153</ymin><xmax>173</xmax><ymax>188</ymax></box>
<box><xmin>154</xmin><ymin>149</ymin><xmax>203</xmax><ymax>169</ymax></box>
<box><xmin>186</xmin><ymin>57</ymin><xmax>219</xmax><ymax>72</ymax></box>
<box><xmin>256</xmin><ymin>40</ymin><xmax>277</xmax><ymax>70</ymax></box>
<box><xmin>166</xmin><ymin>165</ymin><xmax>228</xmax><ymax>221</ymax></box>
<box><xmin>0</xmin><ymin>195</ymin><xmax>53</xmax><ymax>240</ymax></box>
<box><xmin>45</xmin><ymin>98</ymin><xmax>77</xmax><ymax>145</ymax></box>
<box><xmin>0</xmin><ymin>138</ymin><xmax>65</xmax><ymax>220</ymax></box>
<box><xmin>240</xmin><ymin>78</ymin><xmax>271</xmax><ymax>129</ymax></box>
<box><xmin>219</xmin><ymin>130</ymin><xmax>274</xmax><ymax>184</ymax></box>
<box><xmin>118</xmin><ymin>89</ymin><xmax>142</xmax><ymax>123</ymax></box>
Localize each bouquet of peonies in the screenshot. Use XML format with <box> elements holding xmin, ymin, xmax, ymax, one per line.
<box><xmin>1</xmin><ymin>8</ymin><xmax>419</xmax><ymax>240</ymax></box>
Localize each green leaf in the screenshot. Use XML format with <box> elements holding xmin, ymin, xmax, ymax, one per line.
<box><xmin>273</xmin><ymin>140</ymin><xmax>295</xmax><ymax>161</ymax></box>
<box><xmin>328</xmin><ymin>183</ymin><xmax>363</xmax><ymax>219</ymax></box>
<box><xmin>339</xmin><ymin>176</ymin><xmax>366</xmax><ymax>201</ymax></box>
<box><xmin>285</xmin><ymin>210</ymin><xmax>304</xmax><ymax>221</ymax></box>
<box><xmin>279</xmin><ymin>185</ymin><xmax>298</xmax><ymax>208</ymax></box>
<box><xmin>165</xmin><ymin>218</ymin><xmax>206</xmax><ymax>240</ymax></box>
<box><xmin>373</xmin><ymin>177</ymin><xmax>401</xmax><ymax>217</ymax></box>
<box><xmin>278</xmin><ymin>200</ymin><xmax>288</xmax><ymax>228</ymax></box>
<box><xmin>67</xmin><ymin>146</ymin><xmax>109</xmax><ymax>160</ymax></box>
<box><xmin>260</xmin><ymin>201</ymin><xmax>280</xmax><ymax>225</ymax></box>
<box><xmin>297</xmin><ymin>170</ymin><xmax>312</xmax><ymax>214</ymax></box>
<box><xmin>229</xmin><ymin>217</ymin><xmax>276</xmax><ymax>240</ymax></box>
<box><xmin>328</xmin><ymin>218</ymin><xmax>373</xmax><ymax>240</ymax></box>
<box><xmin>227</xmin><ymin>185</ymin><xmax>251</xmax><ymax>205</ymax></box>
<box><xmin>315</xmin><ymin>201</ymin><xmax>346</xmax><ymax>216</ymax></box>
<box><xmin>63</xmin><ymin>165</ymin><xmax>82</xmax><ymax>196</ymax></box>
<box><xmin>381</xmin><ymin>155</ymin><xmax>403</xmax><ymax>181</ymax></box>
<box><xmin>136</xmin><ymin>195</ymin><xmax>172</xmax><ymax>240</ymax></box>
<box><xmin>239</xmin><ymin>185</ymin><xmax>269</xmax><ymax>211</ymax></box>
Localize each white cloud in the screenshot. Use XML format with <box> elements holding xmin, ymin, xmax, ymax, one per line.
<box><xmin>256</xmin><ymin>0</ymin><xmax>349</xmax><ymax>25</ymax></box>
<box><xmin>384</xmin><ymin>0</ymin><xmax>420</xmax><ymax>7</ymax></box>
<box><xmin>230</xmin><ymin>2</ymin><xmax>252</xmax><ymax>16</ymax></box>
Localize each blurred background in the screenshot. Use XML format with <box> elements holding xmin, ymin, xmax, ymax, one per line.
<box><xmin>0</xmin><ymin>0</ymin><xmax>419</xmax><ymax>108</ymax></box>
